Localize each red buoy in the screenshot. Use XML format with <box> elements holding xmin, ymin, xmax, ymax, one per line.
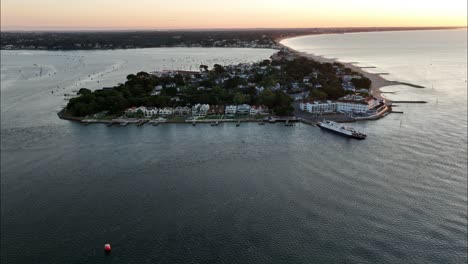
<box><xmin>104</xmin><ymin>244</ymin><xmax>111</xmax><ymax>252</ymax></box>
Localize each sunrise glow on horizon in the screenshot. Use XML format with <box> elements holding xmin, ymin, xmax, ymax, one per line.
<box><xmin>2</xmin><ymin>0</ymin><xmax>467</xmax><ymax>31</ymax></box>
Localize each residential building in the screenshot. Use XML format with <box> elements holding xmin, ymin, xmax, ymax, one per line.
<box><xmin>151</xmin><ymin>85</ymin><xmax>163</xmax><ymax>95</ymax></box>
<box><xmin>299</xmin><ymin>101</ymin><xmax>369</xmax><ymax>114</ymax></box>
<box><xmin>259</xmin><ymin>105</ymin><xmax>270</xmax><ymax>115</ymax></box>
<box><xmin>236</xmin><ymin>104</ymin><xmax>251</xmax><ymax>115</ymax></box>
<box><xmin>299</xmin><ymin>101</ymin><xmax>334</xmax><ymax>113</ymax></box>
<box><xmin>143</xmin><ymin>107</ymin><xmax>158</xmax><ymax>117</ymax></box>
<box><xmin>192</xmin><ymin>104</ymin><xmax>210</xmax><ymax>117</ymax></box>
<box><xmin>336</xmin><ymin>102</ymin><xmax>368</xmax><ymax>113</ymax></box>
<box><xmin>208</xmin><ymin>105</ymin><xmax>225</xmax><ymax>115</ymax></box>
<box><xmin>173</xmin><ymin>106</ymin><xmax>191</xmax><ymax>116</ymax></box>
<box><xmin>249</xmin><ymin>106</ymin><xmax>259</xmax><ymax>116</ymax></box>
<box><xmin>225</xmin><ymin>105</ymin><xmax>237</xmax><ymax>116</ymax></box>
<box><xmin>159</xmin><ymin>108</ymin><xmax>173</xmax><ymax>116</ymax></box>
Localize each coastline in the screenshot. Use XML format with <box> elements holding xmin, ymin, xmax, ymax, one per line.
<box><xmin>58</xmin><ymin>31</ymin><xmax>436</xmax><ymax>125</ymax></box>
<box><xmin>276</xmin><ymin>37</ymin><xmax>426</xmax><ymax>105</ymax></box>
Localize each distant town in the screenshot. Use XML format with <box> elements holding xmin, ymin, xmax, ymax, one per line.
<box><xmin>60</xmin><ymin>48</ymin><xmax>389</xmax><ymax>126</ymax></box>
<box><xmin>1</xmin><ymin>27</ymin><xmax>460</xmax><ymax>51</ymax></box>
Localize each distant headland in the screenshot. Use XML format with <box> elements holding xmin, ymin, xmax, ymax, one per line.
<box><xmin>2</xmin><ymin>27</ymin><xmax>463</xmax><ymax>51</ymax></box>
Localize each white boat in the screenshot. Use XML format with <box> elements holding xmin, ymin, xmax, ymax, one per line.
<box><xmin>317</xmin><ymin>120</ymin><xmax>367</xmax><ymax>139</ymax></box>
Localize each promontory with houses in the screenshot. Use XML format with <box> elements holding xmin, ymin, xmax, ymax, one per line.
<box><xmin>59</xmin><ymin>48</ymin><xmax>391</xmax><ymax>126</ymax></box>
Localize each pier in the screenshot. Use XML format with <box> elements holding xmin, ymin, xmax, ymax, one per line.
<box><xmin>392</xmin><ymin>101</ymin><xmax>427</xmax><ymax>104</ymax></box>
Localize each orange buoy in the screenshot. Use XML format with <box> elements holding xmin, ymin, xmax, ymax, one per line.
<box><xmin>104</xmin><ymin>244</ymin><xmax>111</xmax><ymax>252</ymax></box>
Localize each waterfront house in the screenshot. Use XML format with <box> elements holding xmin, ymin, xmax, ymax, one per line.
<box><xmin>174</xmin><ymin>106</ymin><xmax>191</xmax><ymax>116</ymax></box>
<box><xmin>208</xmin><ymin>105</ymin><xmax>225</xmax><ymax>115</ymax></box>
<box><xmin>336</xmin><ymin>102</ymin><xmax>368</xmax><ymax>113</ymax></box>
<box><xmin>126</xmin><ymin>106</ymin><xmax>138</xmax><ymax>114</ymax></box>
<box><xmin>159</xmin><ymin>108</ymin><xmax>173</xmax><ymax>116</ymax></box>
<box><xmin>249</xmin><ymin>106</ymin><xmax>259</xmax><ymax>116</ymax></box>
<box><xmin>225</xmin><ymin>105</ymin><xmax>237</xmax><ymax>116</ymax></box>
<box><xmin>236</xmin><ymin>104</ymin><xmax>251</xmax><ymax>115</ymax></box>
<box><xmin>192</xmin><ymin>104</ymin><xmax>210</xmax><ymax>117</ymax></box>
<box><xmin>143</xmin><ymin>107</ymin><xmax>158</xmax><ymax>117</ymax></box>
<box><xmin>259</xmin><ymin>105</ymin><xmax>270</xmax><ymax>115</ymax></box>
<box><xmin>299</xmin><ymin>101</ymin><xmax>369</xmax><ymax>114</ymax></box>
<box><xmin>249</xmin><ymin>105</ymin><xmax>268</xmax><ymax>116</ymax></box>
<box><xmin>299</xmin><ymin>101</ymin><xmax>337</xmax><ymax>113</ymax></box>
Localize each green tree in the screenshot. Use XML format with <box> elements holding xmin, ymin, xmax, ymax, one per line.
<box><xmin>213</xmin><ymin>64</ymin><xmax>225</xmax><ymax>74</ymax></box>
<box><xmin>78</xmin><ymin>88</ymin><xmax>91</xmax><ymax>95</ymax></box>
<box><xmin>233</xmin><ymin>92</ymin><xmax>247</xmax><ymax>105</ymax></box>
<box><xmin>199</xmin><ymin>65</ymin><xmax>209</xmax><ymax>72</ymax></box>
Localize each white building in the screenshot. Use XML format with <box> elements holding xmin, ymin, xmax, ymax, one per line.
<box><xmin>236</xmin><ymin>104</ymin><xmax>251</xmax><ymax>115</ymax></box>
<box><xmin>192</xmin><ymin>104</ymin><xmax>210</xmax><ymax>117</ymax></box>
<box><xmin>126</xmin><ymin>106</ymin><xmax>138</xmax><ymax>114</ymax></box>
<box><xmin>299</xmin><ymin>101</ymin><xmax>369</xmax><ymax>114</ymax></box>
<box><xmin>174</xmin><ymin>106</ymin><xmax>191</xmax><ymax>116</ymax></box>
<box><xmin>249</xmin><ymin>105</ymin><xmax>269</xmax><ymax>116</ymax></box>
<box><xmin>337</xmin><ymin>102</ymin><xmax>368</xmax><ymax>113</ymax></box>
<box><xmin>143</xmin><ymin>107</ymin><xmax>158</xmax><ymax>117</ymax></box>
<box><xmin>250</xmin><ymin>106</ymin><xmax>259</xmax><ymax>116</ymax></box>
<box><xmin>225</xmin><ymin>105</ymin><xmax>237</xmax><ymax>116</ymax></box>
<box><xmin>159</xmin><ymin>108</ymin><xmax>173</xmax><ymax>116</ymax></box>
<box><xmin>151</xmin><ymin>85</ymin><xmax>163</xmax><ymax>95</ymax></box>
<box><xmin>300</xmin><ymin>101</ymin><xmax>337</xmax><ymax>113</ymax></box>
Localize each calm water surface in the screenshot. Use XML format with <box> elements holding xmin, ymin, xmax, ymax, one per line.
<box><xmin>1</xmin><ymin>32</ymin><xmax>467</xmax><ymax>263</ymax></box>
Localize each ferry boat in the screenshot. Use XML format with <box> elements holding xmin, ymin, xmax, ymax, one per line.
<box><xmin>317</xmin><ymin>120</ymin><xmax>367</xmax><ymax>139</ymax></box>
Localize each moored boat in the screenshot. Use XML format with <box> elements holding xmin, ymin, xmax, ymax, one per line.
<box><xmin>317</xmin><ymin>120</ymin><xmax>366</xmax><ymax>139</ymax></box>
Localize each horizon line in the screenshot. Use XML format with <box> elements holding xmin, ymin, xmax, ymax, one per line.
<box><xmin>1</xmin><ymin>26</ymin><xmax>466</xmax><ymax>33</ymax></box>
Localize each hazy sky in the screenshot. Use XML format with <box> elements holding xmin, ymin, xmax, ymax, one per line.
<box><xmin>1</xmin><ymin>0</ymin><xmax>467</xmax><ymax>30</ymax></box>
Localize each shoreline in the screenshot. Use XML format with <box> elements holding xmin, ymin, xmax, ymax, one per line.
<box><xmin>276</xmin><ymin>36</ymin><xmax>427</xmax><ymax>105</ymax></box>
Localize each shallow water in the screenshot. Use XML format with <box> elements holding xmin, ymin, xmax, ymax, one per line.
<box><xmin>1</xmin><ymin>32</ymin><xmax>467</xmax><ymax>263</ymax></box>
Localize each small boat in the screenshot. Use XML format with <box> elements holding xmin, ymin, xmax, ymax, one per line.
<box><xmin>210</xmin><ymin>121</ymin><xmax>219</xmax><ymax>126</ymax></box>
<box><xmin>258</xmin><ymin>122</ymin><xmax>265</xmax><ymax>125</ymax></box>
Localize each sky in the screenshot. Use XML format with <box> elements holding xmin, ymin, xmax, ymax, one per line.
<box><xmin>1</xmin><ymin>0</ymin><xmax>467</xmax><ymax>30</ymax></box>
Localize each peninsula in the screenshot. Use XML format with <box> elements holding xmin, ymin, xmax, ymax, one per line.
<box><xmin>59</xmin><ymin>48</ymin><xmax>396</xmax><ymax>126</ymax></box>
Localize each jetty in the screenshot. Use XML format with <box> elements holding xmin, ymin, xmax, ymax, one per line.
<box><xmin>392</xmin><ymin>100</ymin><xmax>427</xmax><ymax>104</ymax></box>
<box><xmin>137</xmin><ymin>120</ymin><xmax>149</xmax><ymax>126</ymax></box>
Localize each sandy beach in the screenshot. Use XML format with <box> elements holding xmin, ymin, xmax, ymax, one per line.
<box><xmin>276</xmin><ymin>41</ymin><xmax>426</xmax><ymax>104</ymax></box>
